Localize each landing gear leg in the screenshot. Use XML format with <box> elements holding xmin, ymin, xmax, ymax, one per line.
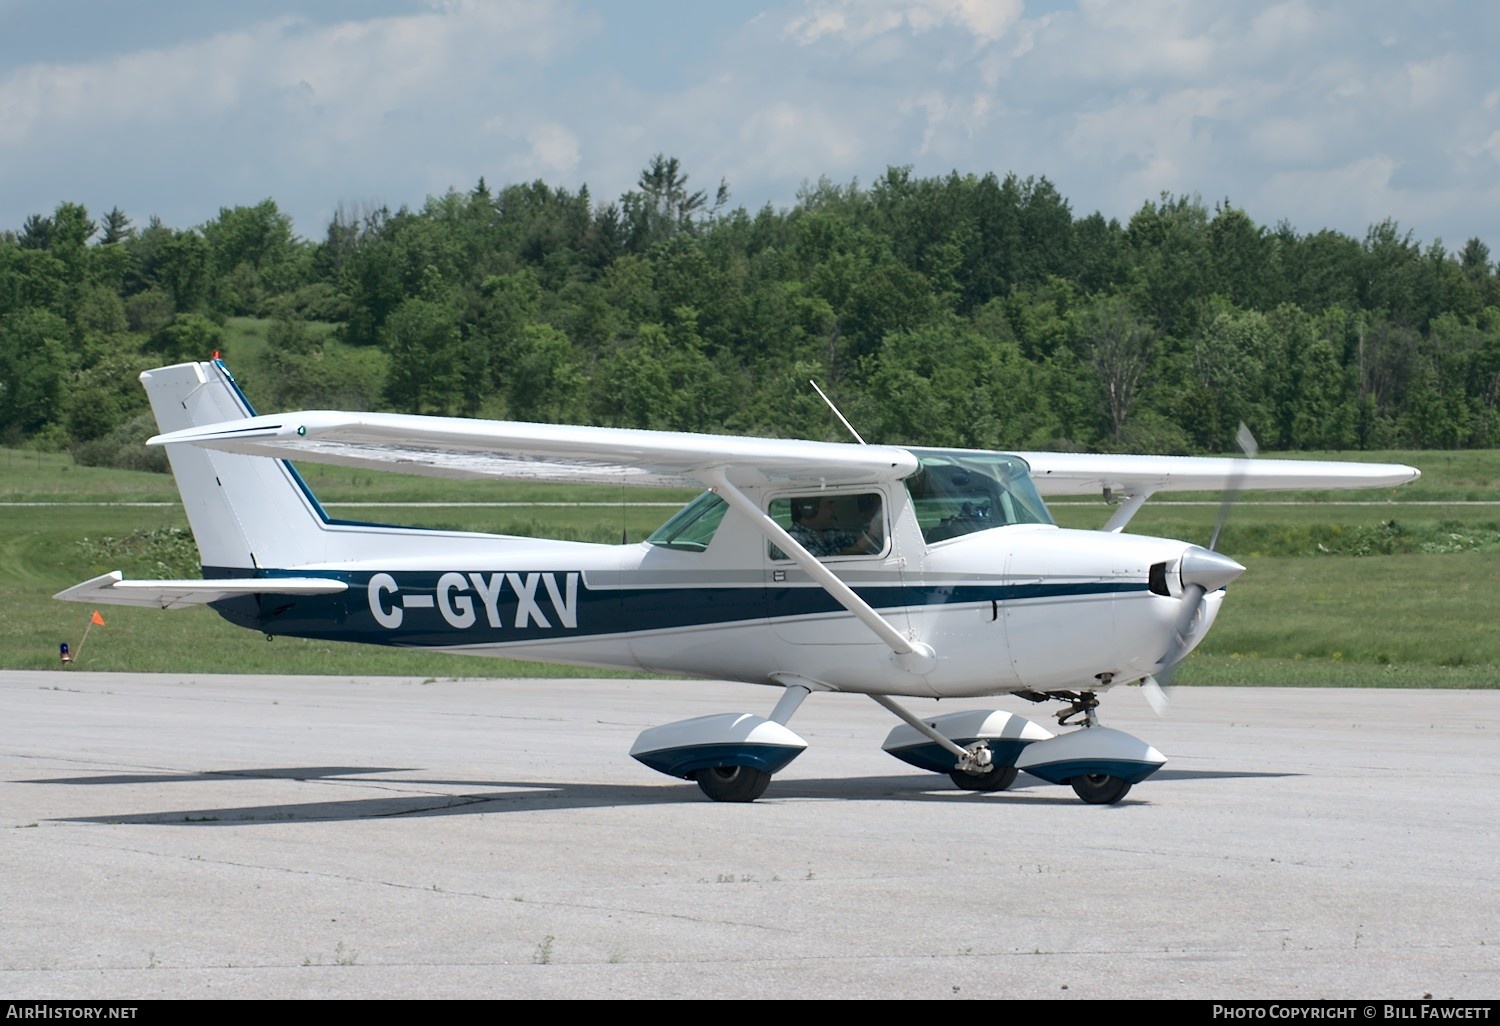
<box><xmin>768</xmin><ymin>683</ymin><xmax>813</xmax><ymax>725</ymax></box>
<box><xmin>869</xmin><ymin>694</ymin><xmax>999</xmax><ymax>789</ymax></box>
<box><xmin>1055</xmin><ymin>689</ymin><xmax>1129</xmax><ymax>803</ymax></box>
<box><xmin>1014</xmin><ymin>687</ymin><xmax>1161</xmax><ymax>804</ymax></box>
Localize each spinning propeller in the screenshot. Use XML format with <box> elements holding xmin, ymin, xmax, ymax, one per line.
<box><xmin>1141</xmin><ymin>423</ymin><xmax>1258</xmax><ymax>714</ymax></box>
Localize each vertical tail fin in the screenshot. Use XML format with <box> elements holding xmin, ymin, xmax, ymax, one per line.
<box><xmin>143</xmin><ymin>361</ymin><xmax>331</xmax><ymax>572</ymax></box>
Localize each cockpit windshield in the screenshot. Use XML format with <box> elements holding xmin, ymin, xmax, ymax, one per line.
<box><xmin>904</xmin><ymin>449</ymin><xmax>1052</xmax><ymax>543</ymax></box>
<box><xmin>645</xmin><ymin>491</ymin><xmax>728</xmax><ymax>551</ymax></box>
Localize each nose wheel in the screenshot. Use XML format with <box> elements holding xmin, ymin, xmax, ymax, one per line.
<box><xmin>1068</xmin><ymin>773</ymin><xmax>1132</xmax><ymax>804</ymax></box>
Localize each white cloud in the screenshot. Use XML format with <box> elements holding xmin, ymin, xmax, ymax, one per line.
<box><xmin>913</xmin><ymin>0</ymin><xmax>1023</xmax><ymax>42</ymax></box>
<box><xmin>1404</xmin><ymin>54</ymin><xmax>1463</xmax><ymax>109</ymax></box>
<box><xmin>523</xmin><ymin>123</ymin><xmax>582</xmax><ymax>178</ymax></box>
<box><xmin>1473</xmin><ymin>131</ymin><xmax>1500</xmax><ymax>168</ymax></box>
<box><xmin>784</xmin><ymin>0</ymin><xmax>1022</xmax><ymax>47</ymax></box>
<box><xmin>2</xmin><ymin>1</ymin><xmax>1498</xmax><ymax>254</ymax></box>
<box><xmin>1066</xmin><ymin>86</ymin><xmax>1231</xmax><ymax>173</ymax></box>
<box><xmin>1025</xmin><ymin>0</ymin><xmax>1221</xmax><ymax>86</ymax></box>
<box><xmin>1247</xmin><ymin>0</ymin><xmax>1318</xmax><ymax>49</ymax></box>
<box><xmin>730</xmin><ymin>100</ymin><xmax>866</xmax><ymax>184</ymax></box>
<box><xmin>0</xmin><ymin>2</ymin><xmax>597</xmax><ymax>229</ymax></box>
<box><xmin>1260</xmin><ymin>156</ymin><xmax>1402</xmax><ymax>238</ymax></box>
<box><xmin>1247</xmin><ymin>116</ymin><xmax>1335</xmax><ymax>167</ymax></box>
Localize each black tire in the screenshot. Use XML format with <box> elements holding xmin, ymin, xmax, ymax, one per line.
<box><xmin>948</xmin><ymin>764</ymin><xmax>1018</xmax><ymax>792</ymax></box>
<box><xmin>1070</xmin><ymin>773</ymin><xmax>1132</xmax><ymax>805</ymax></box>
<box><xmin>694</xmin><ymin>765</ymin><xmax>772</xmax><ymax>802</ymax></box>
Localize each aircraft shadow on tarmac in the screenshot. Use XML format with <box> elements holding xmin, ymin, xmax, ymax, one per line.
<box><xmin>28</xmin><ymin>765</ymin><xmax>1300</xmax><ymax>824</ymax></box>
<box><xmin>20</xmin><ymin>766</ymin><xmax>404</xmax><ymax>786</ymax></box>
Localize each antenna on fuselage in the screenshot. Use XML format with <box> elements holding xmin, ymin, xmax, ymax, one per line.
<box><xmin>809</xmin><ymin>380</ymin><xmax>866</xmax><ymax>445</ymax></box>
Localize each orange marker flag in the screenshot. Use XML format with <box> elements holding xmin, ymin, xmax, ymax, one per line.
<box><xmin>91</xmin><ymin>610</ymin><xmax>106</xmax><ymax>627</ymax></box>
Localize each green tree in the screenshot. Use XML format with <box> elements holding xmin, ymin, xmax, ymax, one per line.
<box><xmin>202</xmin><ymin>200</ymin><xmax>302</xmax><ymax>314</ymax></box>
<box><xmin>100</xmin><ymin>207</ymin><xmax>133</xmax><ymax>246</ymax></box>
<box><xmin>148</xmin><ymin>313</ymin><xmax>224</xmax><ymax>364</ymax></box>
<box><xmin>1288</xmin><ymin>336</ymin><xmax>1357</xmax><ymax>449</ymax></box>
<box><xmin>592</xmin><ymin>319</ymin><xmax>727</xmax><ymax>431</ymax></box>
<box><xmin>382</xmin><ymin>270</ymin><xmax>464</xmax><ymax>414</ymax></box>
<box><xmin>18</xmin><ymin>214</ymin><xmax>53</xmax><ymax>250</ymax></box>
<box><xmin>1077</xmin><ymin>293</ymin><xmax>1156</xmax><ymax>441</ymax></box>
<box><xmin>503</xmin><ymin>322</ymin><xmax>584</xmax><ymax>422</ymax></box>
<box><xmin>123</xmin><ymin>287</ymin><xmax>175</xmax><ymax>335</ymax></box>
<box><xmin>863</xmin><ymin>321</ymin><xmax>1046</xmax><ymax>449</ymax></box>
<box><xmin>1182</xmin><ymin>303</ymin><xmax>1276</xmax><ymax>450</ymax></box>
<box><xmin>0</xmin><ymin>307</ymin><xmax>70</xmax><ymax>437</ymax></box>
<box><xmin>471</xmin><ymin>269</ymin><xmax>542</xmax><ymax>401</ymax></box>
<box><xmin>1360</xmin><ymin>220</ymin><xmax>1424</xmax><ymax>328</ymax></box>
<box><xmin>622</xmin><ymin>155</ymin><xmax>727</xmax><ymax>249</ymax></box>
<box><xmin>66</xmin><ymin>350</ymin><xmax>152</xmax><ymax>442</ymax></box>
<box><xmin>258</xmin><ymin>317</ymin><xmax>387</xmax><ymax>412</ymax></box>
<box><xmin>154</xmin><ymin>229</ymin><xmax>211</xmax><ymax>312</ymax></box>
<box><xmin>1284</xmin><ymin>228</ymin><xmax>1363</xmax><ymax>313</ymax></box>
<box><xmin>1208</xmin><ymin>202</ymin><xmax>1273</xmax><ymax>309</ymax></box>
<box><xmin>0</xmin><ymin>246</ymin><xmax>68</xmax><ymax>318</ymax></box>
<box><xmin>74</xmin><ymin>284</ymin><xmax>129</xmax><ymax>338</ymax></box>
<box><xmin>1126</xmin><ymin>194</ymin><xmax>1211</xmax><ymax>338</ymax></box>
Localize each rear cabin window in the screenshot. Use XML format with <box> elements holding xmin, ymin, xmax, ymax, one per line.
<box><xmin>768</xmin><ymin>492</ymin><xmax>886</xmax><ymax>560</ymax></box>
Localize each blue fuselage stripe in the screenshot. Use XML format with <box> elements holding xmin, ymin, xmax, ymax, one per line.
<box><xmin>205</xmin><ymin>567</ymin><xmax>1146</xmax><ymax>648</ymax></box>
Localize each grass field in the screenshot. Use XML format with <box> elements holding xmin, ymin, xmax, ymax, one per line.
<box><xmin>3</xmin><ymin>445</ymin><xmax>1497</xmax><ymax>687</ymax></box>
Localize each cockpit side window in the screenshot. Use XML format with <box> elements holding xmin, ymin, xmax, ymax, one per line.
<box><xmin>905</xmin><ymin>451</ymin><xmax>1052</xmax><ymax>543</ymax></box>
<box><xmin>768</xmin><ymin>492</ymin><xmax>886</xmax><ymax>560</ymax></box>
<box><xmin>646</xmin><ymin>492</ymin><xmax>729</xmax><ymax>551</ymax></box>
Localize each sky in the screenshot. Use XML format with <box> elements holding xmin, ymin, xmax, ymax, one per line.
<box><xmin>3</xmin><ymin>0</ymin><xmax>1499</xmax><ymax>256</ymax></box>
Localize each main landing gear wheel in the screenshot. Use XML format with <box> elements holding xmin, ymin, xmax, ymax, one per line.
<box><xmin>948</xmin><ymin>764</ymin><xmax>1018</xmax><ymax>792</ymax></box>
<box><xmin>694</xmin><ymin>765</ymin><xmax>772</xmax><ymax>803</ymax></box>
<box><xmin>1069</xmin><ymin>773</ymin><xmax>1132</xmax><ymax>805</ymax></box>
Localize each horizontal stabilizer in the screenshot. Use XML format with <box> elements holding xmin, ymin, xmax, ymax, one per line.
<box><xmin>55</xmin><ymin>571</ymin><xmax>348</xmax><ymax>611</ymax></box>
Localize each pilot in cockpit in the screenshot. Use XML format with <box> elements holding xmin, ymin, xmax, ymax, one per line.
<box><xmin>788</xmin><ymin>494</ymin><xmax>883</xmax><ymax>558</ymax></box>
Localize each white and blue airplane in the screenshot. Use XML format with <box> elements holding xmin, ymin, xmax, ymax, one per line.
<box><xmin>57</xmin><ymin>360</ymin><xmax>1419</xmax><ymax>804</ymax></box>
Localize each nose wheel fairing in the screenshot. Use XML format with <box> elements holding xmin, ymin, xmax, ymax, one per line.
<box><xmin>1013</xmin><ymin>726</ymin><xmax>1166</xmax><ymax>786</ymax></box>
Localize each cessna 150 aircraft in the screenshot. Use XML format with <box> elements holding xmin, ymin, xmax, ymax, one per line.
<box><xmin>58</xmin><ymin>360</ymin><xmax>1419</xmax><ymax>804</ymax></box>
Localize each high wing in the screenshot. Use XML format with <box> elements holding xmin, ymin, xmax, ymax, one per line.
<box><xmin>57</xmin><ymin>571</ymin><xmax>348</xmax><ymax>610</ymax></box>
<box><xmin>152</xmin><ymin>408</ymin><xmax>1419</xmax><ymax>497</ymax></box>
<box><xmin>1015</xmin><ymin>450</ymin><xmax>1420</xmax><ymax>496</ymax></box>
<box><xmin>149</xmin><ymin>411</ymin><xmax>918</xmax><ymax>489</ymax></box>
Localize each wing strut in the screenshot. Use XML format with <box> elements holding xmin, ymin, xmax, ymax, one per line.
<box><xmin>703</xmin><ymin>468</ymin><xmax>936</xmax><ymax>675</ymax></box>
<box><xmin>1102</xmin><ymin>490</ymin><xmax>1154</xmax><ymax>533</ymax></box>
